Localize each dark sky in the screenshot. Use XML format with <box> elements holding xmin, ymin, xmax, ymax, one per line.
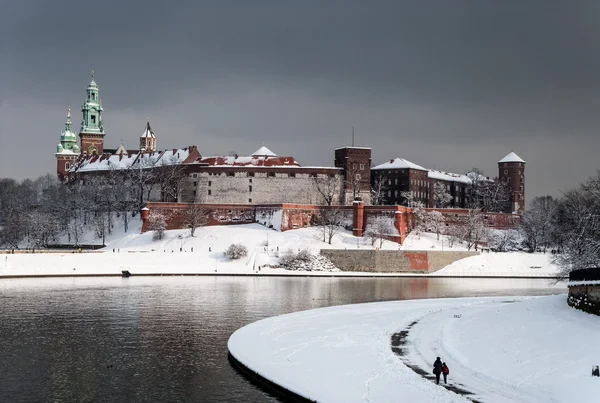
<box><xmin>1</xmin><ymin>0</ymin><xmax>599</xmax><ymax>203</ymax></box>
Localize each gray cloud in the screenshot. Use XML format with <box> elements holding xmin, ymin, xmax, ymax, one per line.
<box><xmin>1</xmin><ymin>0</ymin><xmax>600</xmax><ymax>203</ymax></box>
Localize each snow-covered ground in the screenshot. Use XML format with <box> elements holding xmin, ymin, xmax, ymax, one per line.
<box><xmin>228</xmin><ymin>294</ymin><xmax>598</xmax><ymax>403</ymax></box>
<box><xmin>0</xmin><ymin>217</ymin><xmax>559</xmax><ymax>277</ymax></box>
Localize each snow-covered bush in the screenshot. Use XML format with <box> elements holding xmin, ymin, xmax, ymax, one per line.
<box><xmin>224</xmin><ymin>243</ymin><xmax>248</xmax><ymax>260</ymax></box>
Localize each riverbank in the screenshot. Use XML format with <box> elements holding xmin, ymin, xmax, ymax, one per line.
<box><xmin>228</xmin><ymin>294</ymin><xmax>597</xmax><ymax>403</ymax></box>
<box><xmin>1</xmin><ymin>223</ymin><xmax>560</xmax><ymax>278</ymax></box>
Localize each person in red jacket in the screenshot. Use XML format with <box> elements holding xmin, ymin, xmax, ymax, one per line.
<box><xmin>442</xmin><ymin>362</ymin><xmax>450</xmax><ymax>384</ymax></box>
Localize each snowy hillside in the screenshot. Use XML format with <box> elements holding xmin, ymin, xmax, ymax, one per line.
<box><xmin>1</xmin><ymin>218</ymin><xmax>560</xmax><ymax>277</ymax></box>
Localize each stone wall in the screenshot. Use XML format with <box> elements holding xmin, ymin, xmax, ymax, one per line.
<box><xmin>568</xmin><ymin>284</ymin><xmax>600</xmax><ymax>315</ymax></box>
<box><xmin>188</xmin><ymin>171</ymin><xmax>345</xmax><ymax>206</ymax></box>
<box><xmin>320</xmin><ymin>249</ymin><xmax>478</xmax><ymax>273</ymax></box>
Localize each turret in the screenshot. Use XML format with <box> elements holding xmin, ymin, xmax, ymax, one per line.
<box><xmin>140</xmin><ymin>121</ymin><xmax>156</xmax><ymax>152</ymax></box>
<box><xmin>55</xmin><ymin>106</ymin><xmax>79</xmax><ymax>181</ymax></box>
<box><xmin>498</xmin><ymin>151</ymin><xmax>526</xmax><ymax>212</ymax></box>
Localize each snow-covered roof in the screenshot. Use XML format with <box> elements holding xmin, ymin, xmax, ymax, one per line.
<box><xmin>334</xmin><ymin>146</ymin><xmax>372</xmax><ymax>150</ymax></box>
<box><xmin>372</xmin><ymin>158</ymin><xmax>426</xmax><ymax>171</ymax></box>
<box><xmin>158</xmin><ymin>148</ymin><xmax>190</xmax><ymax>165</ymax></box>
<box><xmin>498</xmin><ymin>152</ymin><xmax>525</xmax><ymax>164</ymax></box>
<box><xmin>141</xmin><ymin>122</ymin><xmax>155</xmax><ymax>138</ymax></box>
<box><xmin>251</xmin><ymin>146</ymin><xmax>277</xmax><ymax>157</ymax></box>
<box><xmin>428</xmin><ymin>170</ymin><xmax>472</xmax><ymax>184</ymax></box>
<box><xmin>199</xmin><ymin>155</ymin><xmax>300</xmax><ymax>167</ymax></box>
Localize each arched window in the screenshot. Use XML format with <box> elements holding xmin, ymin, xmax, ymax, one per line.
<box><xmin>65</xmin><ymin>162</ymin><xmax>71</xmax><ymax>170</ymax></box>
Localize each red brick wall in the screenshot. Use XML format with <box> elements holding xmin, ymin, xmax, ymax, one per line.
<box><xmin>425</xmin><ymin>208</ymin><xmax>521</xmax><ymax>229</ymax></box>
<box><xmin>142</xmin><ymin>202</ymin><xmax>256</xmax><ymax>232</ymax></box>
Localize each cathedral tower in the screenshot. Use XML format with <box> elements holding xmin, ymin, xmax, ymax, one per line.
<box><xmin>498</xmin><ymin>151</ymin><xmax>525</xmax><ymax>212</ymax></box>
<box><xmin>79</xmin><ymin>70</ymin><xmax>105</xmax><ymax>155</ymax></box>
<box><xmin>55</xmin><ymin>106</ymin><xmax>80</xmax><ymax>180</ymax></box>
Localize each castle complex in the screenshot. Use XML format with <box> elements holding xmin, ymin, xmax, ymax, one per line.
<box><xmin>56</xmin><ymin>73</ymin><xmax>525</xmax><ymax>212</ymax></box>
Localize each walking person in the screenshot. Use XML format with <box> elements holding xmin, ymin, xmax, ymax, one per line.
<box><xmin>442</xmin><ymin>362</ymin><xmax>449</xmax><ymax>384</ymax></box>
<box><xmin>433</xmin><ymin>357</ymin><xmax>442</xmax><ymax>385</ymax></box>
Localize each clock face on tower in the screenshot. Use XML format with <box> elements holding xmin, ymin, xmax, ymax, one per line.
<box><xmin>88</xmin><ymin>145</ymin><xmax>98</xmax><ymax>155</ymax></box>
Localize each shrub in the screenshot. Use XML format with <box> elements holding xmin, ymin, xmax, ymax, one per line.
<box><xmin>224</xmin><ymin>243</ymin><xmax>248</xmax><ymax>260</ymax></box>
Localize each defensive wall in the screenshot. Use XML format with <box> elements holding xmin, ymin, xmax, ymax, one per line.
<box><xmin>568</xmin><ymin>268</ymin><xmax>600</xmax><ymax>315</ymax></box>
<box><xmin>320</xmin><ymin>250</ymin><xmax>478</xmax><ymax>273</ymax></box>
<box><xmin>141</xmin><ymin>202</ymin><xmax>520</xmax><ymax>246</ymax></box>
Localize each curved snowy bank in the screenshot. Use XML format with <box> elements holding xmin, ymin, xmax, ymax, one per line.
<box><xmin>228</xmin><ymin>295</ymin><xmax>600</xmax><ymax>403</ymax></box>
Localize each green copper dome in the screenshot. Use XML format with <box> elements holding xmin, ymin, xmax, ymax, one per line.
<box><xmin>56</xmin><ymin>106</ymin><xmax>79</xmax><ymax>155</ymax></box>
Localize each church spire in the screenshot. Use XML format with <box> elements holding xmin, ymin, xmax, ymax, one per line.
<box><xmin>65</xmin><ymin>105</ymin><xmax>72</xmax><ymax>132</ymax></box>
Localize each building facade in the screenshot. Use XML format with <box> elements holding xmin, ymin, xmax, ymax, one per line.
<box><xmin>56</xmin><ymin>72</ymin><xmax>524</xmax><ymax>211</ymax></box>
<box><xmin>58</xmin><ymin>73</ymin><xmax>370</xmax><ymax>206</ymax></box>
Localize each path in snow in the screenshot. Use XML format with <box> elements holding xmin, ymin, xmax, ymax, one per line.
<box><xmin>229</xmin><ymin>294</ymin><xmax>596</xmax><ymax>403</ymax></box>
<box><xmin>390</xmin><ymin>322</ymin><xmax>479</xmax><ymax>401</ymax></box>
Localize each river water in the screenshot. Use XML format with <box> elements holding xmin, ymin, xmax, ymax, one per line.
<box><xmin>0</xmin><ymin>276</ymin><xmax>564</xmax><ymax>402</ymax></box>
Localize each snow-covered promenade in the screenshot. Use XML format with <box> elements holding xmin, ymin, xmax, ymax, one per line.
<box><xmin>228</xmin><ymin>294</ymin><xmax>598</xmax><ymax>403</ymax></box>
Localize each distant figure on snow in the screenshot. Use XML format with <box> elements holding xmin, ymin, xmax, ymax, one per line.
<box><xmin>433</xmin><ymin>357</ymin><xmax>442</xmax><ymax>384</ymax></box>
<box><xmin>442</xmin><ymin>362</ymin><xmax>449</xmax><ymax>384</ymax></box>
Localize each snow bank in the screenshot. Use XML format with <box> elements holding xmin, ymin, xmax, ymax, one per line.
<box><xmin>436</xmin><ymin>251</ymin><xmax>559</xmax><ymax>277</ymax></box>
<box><xmin>229</xmin><ymin>294</ymin><xmax>596</xmax><ymax>403</ymax></box>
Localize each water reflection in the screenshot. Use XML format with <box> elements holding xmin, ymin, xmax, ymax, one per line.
<box><xmin>0</xmin><ymin>277</ymin><xmax>564</xmax><ymax>402</ymax></box>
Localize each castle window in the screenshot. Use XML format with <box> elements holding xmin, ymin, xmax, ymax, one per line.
<box><xmin>288</xmin><ymin>173</ymin><xmax>296</xmax><ymax>178</ymax></box>
<box><xmin>395</xmin><ymin>178</ymin><xmax>398</xmax><ymax>185</ymax></box>
<box><xmin>249</xmin><ymin>198</ymin><xmax>252</xmax><ymax>203</ymax></box>
<box><xmin>193</xmin><ymin>181</ymin><xmax>197</xmax><ymax>187</ymax></box>
<box><xmin>356</xmin><ymin>174</ymin><xmax>361</xmax><ymax>180</ymax></box>
<box><xmin>193</xmin><ymin>173</ymin><xmax>197</xmax><ymax>178</ymax></box>
<box><xmin>360</xmin><ymin>164</ymin><xmax>364</xmax><ymax>170</ymax></box>
<box><xmin>249</xmin><ymin>186</ymin><xmax>252</xmax><ymax>192</ymax></box>
<box><xmin>208</xmin><ymin>181</ymin><xmax>212</xmax><ymax>186</ymax></box>
<box><xmin>248</xmin><ymin>172</ymin><xmax>255</xmax><ymax>177</ymax></box>
<box><xmin>504</xmin><ymin>170</ymin><xmax>508</xmax><ymax>175</ymax></box>
<box><xmin>249</xmin><ymin>178</ymin><xmax>252</xmax><ymax>183</ymax></box>
<box><xmin>507</xmin><ymin>177</ymin><xmax>511</xmax><ymax>183</ymax></box>
<box><xmin>65</xmin><ymin>162</ymin><xmax>70</xmax><ymax>170</ymax></box>
<box><xmin>353</xmin><ymin>163</ymin><xmax>357</xmax><ymax>169</ymax></box>
<box><xmin>208</xmin><ymin>190</ymin><xmax>211</xmax><ymax>195</ymax></box>
<box><xmin>91</xmin><ymin>115</ymin><xmax>96</xmax><ymax>124</ymax></box>
<box><xmin>227</xmin><ymin>172</ymin><xmax>235</xmax><ymax>177</ymax></box>
<box><xmin>193</xmin><ymin>190</ymin><xmax>196</xmax><ymax>196</ymax></box>
<box><xmin>269</xmin><ymin>172</ymin><xmax>276</xmax><ymax>177</ymax></box>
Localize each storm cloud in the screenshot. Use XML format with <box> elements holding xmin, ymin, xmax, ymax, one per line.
<box><xmin>1</xmin><ymin>0</ymin><xmax>600</xmax><ymax>203</ymax></box>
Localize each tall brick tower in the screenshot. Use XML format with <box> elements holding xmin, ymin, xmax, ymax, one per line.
<box><xmin>79</xmin><ymin>70</ymin><xmax>105</xmax><ymax>155</ymax></box>
<box><xmin>498</xmin><ymin>151</ymin><xmax>526</xmax><ymax>212</ymax></box>
<box><xmin>334</xmin><ymin>147</ymin><xmax>372</xmax><ymax>204</ymax></box>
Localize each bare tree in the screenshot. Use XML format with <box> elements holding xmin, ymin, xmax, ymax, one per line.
<box><xmin>344</xmin><ymin>166</ymin><xmax>364</xmax><ymax>202</ymax></box>
<box><xmin>483</xmin><ymin>178</ymin><xmax>513</xmax><ymax>213</ymax></box>
<box><xmin>365</xmin><ymin>215</ymin><xmax>393</xmax><ymax>248</ymax></box>
<box><xmin>182</xmin><ymin>204</ymin><xmax>209</xmax><ymax>237</ymax></box>
<box><xmin>317</xmin><ymin>208</ymin><xmax>344</xmax><ymax>245</ymax></box>
<box><xmin>432</xmin><ymin>182</ymin><xmax>452</xmax><ymax>208</ymax></box>
<box><xmin>150</xmin><ymin>212</ymin><xmax>168</xmax><ymax>241</ymax></box>
<box><xmin>551</xmin><ymin>173</ymin><xmax>600</xmax><ymax>278</ymax></box>
<box><xmin>370</xmin><ymin>176</ymin><xmax>387</xmax><ymax>206</ymax></box>
<box><xmin>460</xmin><ymin>208</ymin><xmax>487</xmax><ymax>251</ymax></box>
<box><xmin>425</xmin><ymin>210</ymin><xmax>446</xmax><ymax>240</ymax></box>
<box><xmin>313</xmin><ymin>175</ymin><xmax>341</xmax><ymax>206</ymax></box>
<box><xmin>156</xmin><ymin>156</ymin><xmax>188</xmax><ymax>202</ymax></box>
<box><xmin>489</xmin><ymin>229</ymin><xmax>520</xmax><ymax>252</ymax></box>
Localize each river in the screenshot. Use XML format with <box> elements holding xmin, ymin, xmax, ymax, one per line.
<box><xmin>0</xmin><ymin>276</ymin><xmax>564</xmax><ymax>402</ymax></box>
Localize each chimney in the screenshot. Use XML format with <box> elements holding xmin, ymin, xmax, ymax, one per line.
<box><xmin>390</xmin><ymin>159</ymin><xmax>394</xmax><ymax>163</ymax></box>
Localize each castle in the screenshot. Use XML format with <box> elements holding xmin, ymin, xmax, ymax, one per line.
<box><xmin>56</xmin><ymin>72</ymin><xmax>525</xmax><ymax>212</ymax></box>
